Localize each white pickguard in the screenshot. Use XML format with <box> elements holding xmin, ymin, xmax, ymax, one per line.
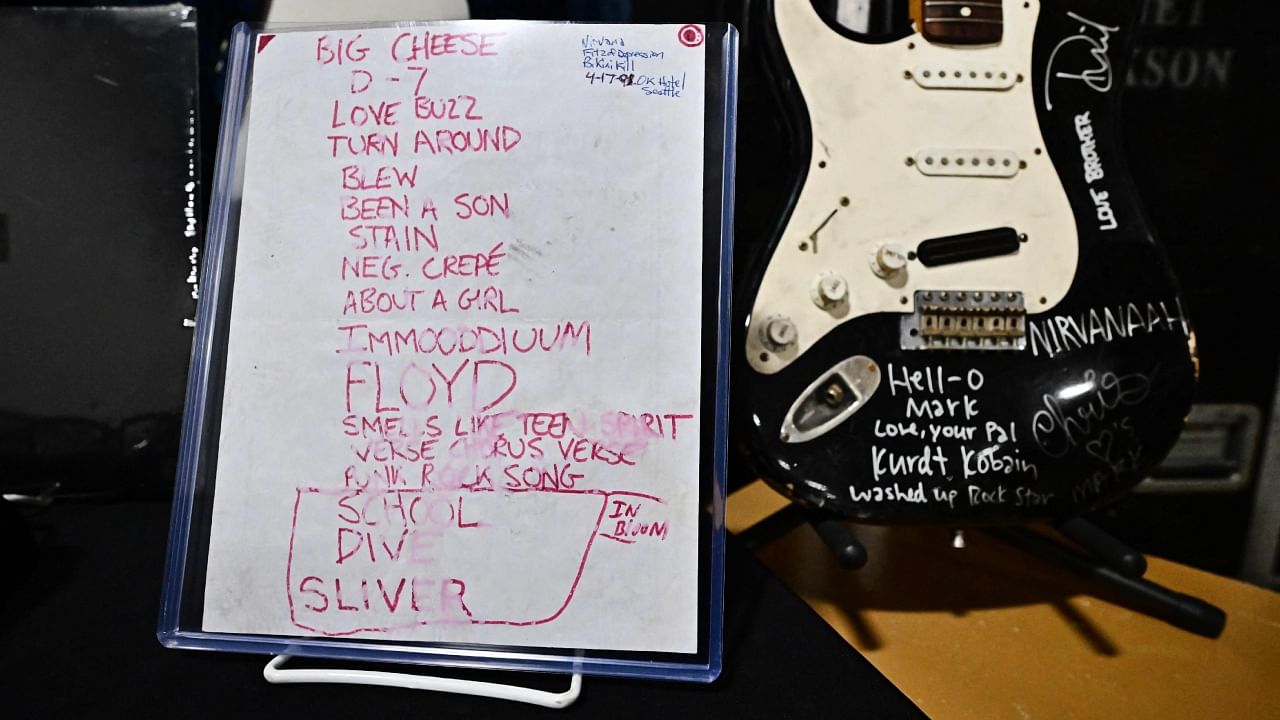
<box><xmin>747</xmin><ymin>0</ymin><xmax>1076</xmax><ymax>374</ymax></box>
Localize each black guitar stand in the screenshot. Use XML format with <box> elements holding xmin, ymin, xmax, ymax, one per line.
<box><xmin>737</xmin><ymin>503</ymin><xmax>1227</xmax><ymax>639</ymax></box>
<box><xmin>986</xmin><ymin>520</ymin><xmax>1226</xmax><ymax>638</ymax></box>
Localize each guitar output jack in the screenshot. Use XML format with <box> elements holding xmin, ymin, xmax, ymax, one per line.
<box><xmin>822</xmin><ymin>383</ymin><xmax>845</xmax><ymax>406</ymax></box>
<box><xmin>780</xmin><ymin>355</ymin><xmax>882</xmax><ymax>444</ymax></box>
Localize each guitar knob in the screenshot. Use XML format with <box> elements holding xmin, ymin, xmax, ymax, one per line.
<box><xmin>871</xmin><ymin>242</ymin><xmax>908</xmax><ymax>278</ymax></box>
<box><xmin>760</xmin><ymin>316</ymin><xmax>797</xmax><ymax>350</ymax></box>
<box><xmin>812</xmin><ymin>272</ymin><xmax>848</xmax><ymax>308</ymax></box>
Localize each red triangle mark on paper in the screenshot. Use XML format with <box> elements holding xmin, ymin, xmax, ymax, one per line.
<box><xmin>257</xmin><ymin>34</ymin><xmax>276</xmax><ymax>54</ymax></box>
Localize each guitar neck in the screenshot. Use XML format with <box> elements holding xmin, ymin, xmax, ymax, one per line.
<box><xmin>909</xmin><ymin>0</ymin><xmax>1004</xmax><ymax>45</ymax></box>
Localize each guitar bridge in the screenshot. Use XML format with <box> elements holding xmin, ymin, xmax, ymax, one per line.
<box><xmin>900</xmin><ymin>290</ymin><xmax>1026</xmax><ymax>351</ymax></box>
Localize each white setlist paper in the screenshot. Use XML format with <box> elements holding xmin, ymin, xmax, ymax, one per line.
<box><xmin>202</xmin><ymin>23</ymin><xmax>707</xmax><ymax>653</ymax></box>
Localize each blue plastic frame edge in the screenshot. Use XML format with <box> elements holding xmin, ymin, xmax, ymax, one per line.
<box><xmin>158</xmin><ymin>22</ymin><xmax>253</xmax><ymax>650</ymax></box>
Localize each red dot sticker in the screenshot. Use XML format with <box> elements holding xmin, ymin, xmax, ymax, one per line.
<box><xmin>678</xmin><ymin>24</ymin><xmax>704</xmax><ymax>48</ymax></box>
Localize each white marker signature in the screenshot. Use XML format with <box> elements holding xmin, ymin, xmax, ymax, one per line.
<box><xmin>1031</xmin><ymin>368</ymin><xmax>1151</xmax><ymax>459</ymax></box>
<box><xmin>1044</xmin><ymin>12</ymin><xmax>1119</xmax><ymax>111</ymax></box>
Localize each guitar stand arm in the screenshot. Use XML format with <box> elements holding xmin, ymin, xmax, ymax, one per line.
<box><xmin>732</xmin><ymin>498</ymin><xmax>1223</xmax><ymax>637</ymax></box>
<box><xmin>733</xmin><ymin>501</ymin><xmax>868</xmax><ymax>569</ymax></box>
<box><xmin>985</xmin><ymin>526</ymin><xmax>1226</xmax><ymax>639</ymax></box>
<box><xmin>807</xmin><ymin>511</ymin><xmax>868</xmax><ymax>570</ymax></box>
<box><xmin>1055</xmin><ymin>516</ymin><xmax>1147</xmax><ymax>578</ymax></box>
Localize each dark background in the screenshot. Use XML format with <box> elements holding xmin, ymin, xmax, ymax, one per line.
<box><xmin>1</xmin><ymin>0</ymin><xmax>1276</xmax><ymax>715</ymax></box>
<box><xmin>1089</xmin><ymin>1</ymin><xmax>1280</xmax><ymax>579</ymax></box>
<box><xmin>0</xmin><ymin>2</ymin><xmax>1276</xmax><ymax>699</ymax></box>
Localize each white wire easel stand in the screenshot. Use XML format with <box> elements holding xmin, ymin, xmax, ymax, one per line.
<box><xmin>263</xmin><ymin>655</ymin><xmax>583</xmax><ymax>709</ymax></box>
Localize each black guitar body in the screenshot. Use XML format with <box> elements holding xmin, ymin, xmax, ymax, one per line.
<box><xmin>736</xmin><ymin>0</ymin><xmax>1196</xmax><ymax>527</ymax></box>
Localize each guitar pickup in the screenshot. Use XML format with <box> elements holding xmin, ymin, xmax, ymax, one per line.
<box><xmin>900</xmin><ymin>290</ymin><xmax>1026</xmax><ymax>351</ymax></box>
<box><xmin>913</xmin><ymin>149</ymin><xmax>1021</xmax><ymax>178</ymax></box>
<box><xmin>915</xmin><ymin>226</ymin><xmax>1022</xmax><ymax>266</ymax></box>
<box><xmin>909</xmin><ymin>65</ymin><xmax>1016</xmax><ymax>91</ymax></box>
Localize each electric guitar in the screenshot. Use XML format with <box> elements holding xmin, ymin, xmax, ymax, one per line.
<box><xmin>738</xmin><ymin>0</ymin><xmax>1196</xmax><ymax>528</ymax></box>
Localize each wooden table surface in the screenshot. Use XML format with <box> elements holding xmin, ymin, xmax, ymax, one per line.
<box><xmin>728</xmin><ymin>480</ymin><xmax>1280</xmax><ymax>720</ymax></box>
